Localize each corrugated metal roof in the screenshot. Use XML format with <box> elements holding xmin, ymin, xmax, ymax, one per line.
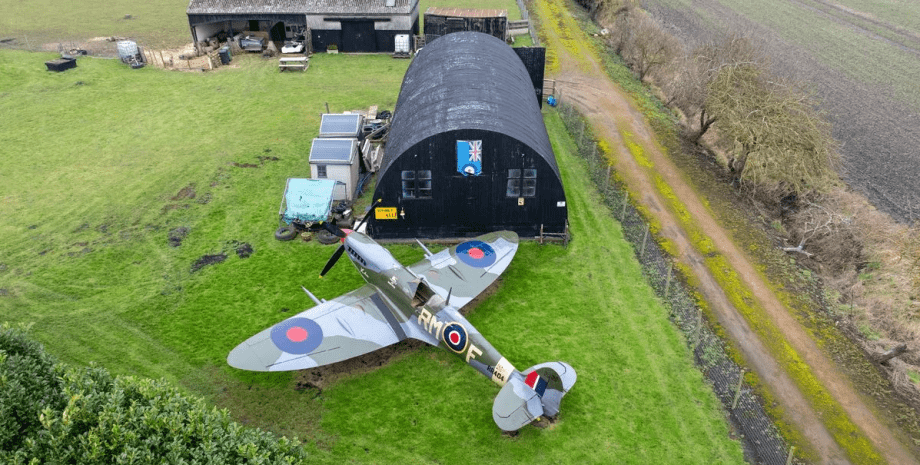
<box><xmin>187</xmin><ymin>0</ymin><xmax>416</xmax><ymax>15</ymax></box>
<box><xmin>424</xmin><ymin>7</ymin><xmax>507</xmax><ymax>18</ymax></box>
<box><xmin>309</xmin><ymin>138</ymin><xmax>357</xmax><ymax>164</ymax></box>
<box><xmin>381</xmin><ymin>32</ymin><xmax>557</xmax><ymax>177</ymax></box>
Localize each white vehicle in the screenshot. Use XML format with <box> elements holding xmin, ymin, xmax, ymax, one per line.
<box><xmin>281</xmin><ymin>41</ymin><xmax>304</xmax><ymax>54</ymax></box>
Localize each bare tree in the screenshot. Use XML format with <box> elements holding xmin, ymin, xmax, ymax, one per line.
<box><xmin>669</xmin><ymin>34</ymin><xmax>763</xmax><ymax>142</ymax></box>
<box><xmin>706</xmin><ymin>61</ymin><xmax>840</xmax><ymax>195</ymax></box>
<box><xmin>623</xmin><ymin>13</ymin><xmax>681</xmax><ymax>82</ymax></box>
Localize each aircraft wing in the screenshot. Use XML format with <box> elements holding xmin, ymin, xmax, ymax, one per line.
<box><xmin>408</xmin><ymin>231</ymin><xmax>519</xmax><ymax>309</ymax></box>
<box><xmin>228</xmin><ymin>284</ymin><xmax>405</xmax><ymax>372</ymax></box>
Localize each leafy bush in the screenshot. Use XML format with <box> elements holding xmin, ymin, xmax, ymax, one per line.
<box><xmin>0</xmin><ymin>324</ymin><xmax>67</xmax><ymax>453</ymax></box>
<box><xmin>1</xmin><ymin>326</ymin><xmax>310</xmax><ymax>464</ymax></box>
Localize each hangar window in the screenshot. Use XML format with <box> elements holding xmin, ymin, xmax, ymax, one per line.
<box><xmin>506</xmin><ymin>169</ymin><xmax>537</xmax><ymax>197</ymax></box>
<box><xmin>317</xmin><ymin>165</ymin><xmax>327</xmax><ymax>178</ymax></box>
<box><xmin>402</xmin><ymin>170</ymin><xmax>432</xmax><ymax>199</ymax></box>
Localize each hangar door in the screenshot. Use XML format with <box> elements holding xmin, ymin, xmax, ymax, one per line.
<box><xmin>342</xmin><ymin>21</ymin><xmax>376</xmax><ymax>52</ymax></box>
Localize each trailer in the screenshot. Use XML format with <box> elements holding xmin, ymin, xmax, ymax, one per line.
<box><xmin>274</xmin><ymin>178</ymin><xmax>352</xmax><ymax>243</ymax></box>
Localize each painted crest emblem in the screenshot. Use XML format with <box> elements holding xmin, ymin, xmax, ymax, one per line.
<box><xmin>457</xmin><ymin>140</ymin><xmax>483</xmax><ymax>176</ymax></box>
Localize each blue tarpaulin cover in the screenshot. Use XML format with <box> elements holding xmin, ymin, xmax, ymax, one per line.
<box><xmin>281</xmin><ymin>178</ymin><xmax>338</xmax><ymax>224</ymax></box>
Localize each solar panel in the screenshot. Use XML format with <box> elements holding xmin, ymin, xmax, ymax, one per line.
<box><xmin>309</xmin><ymin>138</ymin><xmax>356</xmax><ymax>164</ymax></box>
<box><xmin>319</xmin><ymin>114</ymin><xmax>362</xmax><ymax>137</ymax></box>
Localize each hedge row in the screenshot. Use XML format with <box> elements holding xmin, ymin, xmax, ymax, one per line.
<box><xmin>0</xmin><ymin>324</ymin><xmax>310</xmax><ymax>464</ymax></box>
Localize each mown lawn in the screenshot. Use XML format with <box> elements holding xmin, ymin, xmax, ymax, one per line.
<box><xmin>1</xmin><ymin>40</ymin><xmax>742</xmax><ymax>465</ymax></box>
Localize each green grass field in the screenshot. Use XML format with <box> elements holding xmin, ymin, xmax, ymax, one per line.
<box><xmin>0</xmin><ymin>50</ymin><xmax>744</xmax><ymax>462</ymax></box>
<box><xmin>2</xmin><ymin>0</ymin><xmax>743</xmax><ymax>460</ymax></box>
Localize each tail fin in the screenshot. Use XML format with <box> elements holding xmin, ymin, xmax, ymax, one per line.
<box><xmin>523</xmin><ymin>361</ymin><xmax>577</xmax><ymax>418</ymax></box>
<box><xmin>491</xmin><ymin>362</ymin><xmax>577</xmax><ymax>431</ymax></box>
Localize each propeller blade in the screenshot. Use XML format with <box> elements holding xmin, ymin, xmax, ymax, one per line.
<box><xmin>324</xmin><ymin>221</ymin><xmax>347</xmax><ymax>238</ymax></box>
<box><xmin>320</xmin><ymin>245</ymin><xmax>346</xmax><ymax>278</ymax></box>
<box><xmin>355</xmin><ymin>199</ymin><xmax>382</xmax><ymax>232</ymax></box>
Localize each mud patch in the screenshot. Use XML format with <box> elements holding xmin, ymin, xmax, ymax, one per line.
<box><xmin>168</xmin><ymin>227</ymin><xmax>190</xmax><ymax>247</ymax></box>
<box><xmin>231</xmin><ymin>154</ymin><xmax>281</xmax><ymax>169</ymax></box>
<box><xmin>161</xmin><ymin>204</ymin><xmax>189</xmax><ymax>214</ymax></box>
<box><xmin>235</xmin><ymin>242</ymin><xmax>253</xmax><ymax>259</ymax></box>
<box><xmin>172</xmin><ymin>184</ymin><xmax>196</xmax><ymax>201</ymax></box>
<box><xmin>191</xmin><ymin>253</ymin><xmax>227</xmax><ymax>272</ymax></box>
<box><xmin>67</xmin><ymin>247</ymin><xmax>93</xmax><ymax>257</ymax></box>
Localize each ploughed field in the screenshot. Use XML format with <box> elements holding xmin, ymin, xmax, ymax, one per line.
<box><xmin>641</xmin><ymin>0</ymin><xmax>920</xmax><ymax>222</ymax></box>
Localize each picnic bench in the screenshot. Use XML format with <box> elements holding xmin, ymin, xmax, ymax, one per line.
<box><xmin>279</xmin><ymin>56</ymin><xmax>309</xmax><ymax>72</ymax></box>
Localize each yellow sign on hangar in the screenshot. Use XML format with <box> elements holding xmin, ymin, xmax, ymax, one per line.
<box><xmin>375</xmin><ymin>207</ymin><xmax>398</xmax><ymax>220</ymax></box>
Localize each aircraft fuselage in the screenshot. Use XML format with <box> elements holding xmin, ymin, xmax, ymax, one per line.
<box><xmin>342</xmin><ymin>232</ymin><xmax>518</xmax><ymax>387</ymax></box>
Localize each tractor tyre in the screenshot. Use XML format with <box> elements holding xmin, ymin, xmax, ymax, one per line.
<box><xmin>274</xmin><ymin>225</ymin><xmax>298</xmax><ymax>241</ymax></box>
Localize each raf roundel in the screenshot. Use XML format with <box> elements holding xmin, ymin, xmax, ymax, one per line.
<box><xmin>270</xmin><ymin>317</ymin><xmax>324</xmax><ymax>355</ymax></box>
<box><xmin>455</xmin><ymin>240</ymin><xmax>496</xmax><ymax>268</ymax></box>
<box><xmin>442</xmin><ymin>322</ymin><xmax>469</xmax><ymax>354</ymax></box>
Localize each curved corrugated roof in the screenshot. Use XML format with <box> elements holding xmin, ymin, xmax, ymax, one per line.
<box><xmin>381</xmin><ymin>31</ymin><xmax>556</xmax><ymax>176</ymax></box>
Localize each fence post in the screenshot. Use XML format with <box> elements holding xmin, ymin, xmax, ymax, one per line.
<box><xmin>693</xmin><ymin>308</ymin><xmax>702</xmax><ymax>351</ymax></box>
<box><xmin>639</xmin><ymin>223</ymin><xmax>649</xmax><ymax>259</ymax></box>
<box><xmin>664</xmin><ymin>263</ymin><xmax>672</xmax><ymax>298</ymax></box>
<box><xmin>604</xmin><ymin>164</ymin><xmax>610</xmax><ymax>192</ymax></box>
<box><xmin>785</xmin><ymin>446</ymin><xmax>796</xmax><ymax>465</ymax></box>
<box><xmin>620</xmin><ymin>192</ymin><xmax>629</xmax><ymax>221</ymax></box>
<box><xmin>732</xmin><ymin>370</ymin><xmax>745</xmax><ymax>410</ymax></box>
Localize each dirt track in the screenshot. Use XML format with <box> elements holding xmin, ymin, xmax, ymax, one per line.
<box><xmin>540</xmin><ymin>4</ymin><xmax>919</xmax><ymax>464</ymax></box>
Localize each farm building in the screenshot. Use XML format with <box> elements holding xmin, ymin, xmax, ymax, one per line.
<box><xmin>423</xmin><ymin>8</ymin><xmax>508</xmax><ymax>42</ymax></box>
<box><xmin>186</xmin><ymin>0</ymin><xmax>420</xmax><ymax>53</ymax></box>
<box><xmin>367</xmin><ymin>31</ymin><xmax>567</xmax><ymax>239</ymax></box>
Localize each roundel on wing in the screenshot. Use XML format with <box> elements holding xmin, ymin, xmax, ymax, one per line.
<box><xmin>271</xmin><ymin>317</ymin><xmax>323</xmax><ymax>355</ymax></box>
<box><xmin>442</xmin><ymin>322</ymin><xmax>469</xmax><ymax>354</ymax></box>
<box><xmin>455</xmin><ymin>240</ymin><xmax>496</xmax><ymax>268</ymax></box>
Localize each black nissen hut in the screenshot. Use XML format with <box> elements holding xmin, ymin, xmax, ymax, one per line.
<box><xmin>367</xmin><ymin>31</ymin><xmax>568</xmax><ymax>239</ymax></box>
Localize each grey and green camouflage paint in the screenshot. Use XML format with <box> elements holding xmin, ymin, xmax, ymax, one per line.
<box><xmin>228</xmin><ymin>230</ymin><xmax>576</xmax><ymax>431</ymax></box>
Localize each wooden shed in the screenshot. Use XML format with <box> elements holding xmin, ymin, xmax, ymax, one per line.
<box><xmin>367</xmin><ymin>32</ymin><xmax>567</xmax><ymax>239</ymax></box>
<box><xmin>309</xmin><ymin>138</ymin><xmax>360</xmax><ymax>201</ymax></box>
<box><xmin>187</xmin><ymin>0</ymin><xmax>420</xmax><ymax>53</ymax></box>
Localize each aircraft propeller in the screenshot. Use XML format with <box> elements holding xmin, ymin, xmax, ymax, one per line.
<box><xmin>319</xmin><ymin>200</ymin><xmax>380</xmax><ymax>278</ymax></box>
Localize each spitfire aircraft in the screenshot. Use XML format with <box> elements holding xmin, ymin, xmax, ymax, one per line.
<box><xmin>228</xmin><ymin>209</ymin><xmax>576</xmax><ymax>431</ymax></box>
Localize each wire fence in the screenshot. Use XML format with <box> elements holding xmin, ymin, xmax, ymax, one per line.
<box><xmin>553</xmin><ymin>99</ymin><xmax>797</xmax><ymax>465</ymax></box>
<box><xmin>515</xmin><ymin>0</ymin><xmax>541</xmax><ymax>46</ymax></box>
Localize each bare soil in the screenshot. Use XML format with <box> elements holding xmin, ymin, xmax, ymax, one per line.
<box><xmin>546</xmin><ymin>17</ymin><xmax>919</xmax><ymax>465</ymax></box>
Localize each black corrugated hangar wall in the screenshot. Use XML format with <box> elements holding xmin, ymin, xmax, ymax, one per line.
<box><xmin>368</xmin><ymin>31</ymin><xmax>567</xmax><ymax>239</ymax></box>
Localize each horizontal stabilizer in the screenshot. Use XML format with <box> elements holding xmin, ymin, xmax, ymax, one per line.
<box><xmin>492</xmin><ymin>375</ymin><xmax>544</xmax><ymax>431</ymax></box>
